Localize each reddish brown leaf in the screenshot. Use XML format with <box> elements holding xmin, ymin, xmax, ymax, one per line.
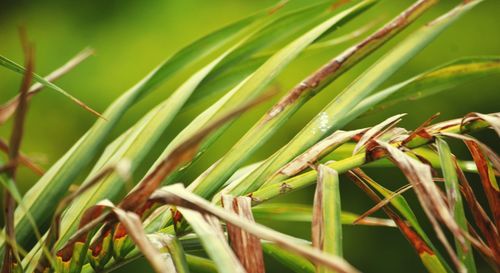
<box><xmin>454</xmin><ymin>160</ymin><xmax>500</xmax><ymax>264</ymax></box>
<box><xmin>402</xmin><ymin>112</ymin><xmax>440</xmax><ymax>146</ymax></box>
<box><xmin>377</xmin><ymin>141</ymin><xmax>467</xmax><ymax>273</ymax></box>
<box><xmin>463</xmin><ymin>140</ymin><xmax>500</xmax><ymax>232</ymax></box>
<box><xmin>441</xmin><ymin>132</ymin><xmax>500</xmax><ymax>171</ymax></box>
<box><xmin>346</xmin><ymin>170</ymin><xmax>433</xmax><ymax>256</ymax></box>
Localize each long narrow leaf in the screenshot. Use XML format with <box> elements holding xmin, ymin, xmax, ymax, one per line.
<box><xmin>53</xmin><ymin>16</ymin><xmax>268</xmax><ymax>256</ymax></box>
<box><xmin>163</xmin><ymin>0</ymin><xmax>378</xmax><ymax>197</ymax></box>
<box><xmin>346</xmin><ymin>169</ymin><xmax>449</xmax><ymax>273</ymax></box>
<box><xmin>262</xmin><ymin>243</ymin><xmax>315</xmax><ymax>273</ymax></box>
<box><xmin>350</xmin><ymin>57</ymin><xmax>500</xmax><ymax>119</ymax></box>
<box><xmin>0</xmin><ymin>48</ymin><xmax>94</xmax><ymax>125</ymax></box>
<box><xmin>246</xmin><ymin>0</ymin><xmax>483</xmax><ymax>197</ymax></box>
<box><xmin>436</xmin><ymin>138</ymin><xmax>477</xmax><ymax>273</ymax></box>
<box><xmin>0</xmin><ymin>54</ymin><xmax>102</xmax><ymax>119</ymax></box>
<box><xmin>222</xmin><ymin>195</ymin><xmax>265</xmax><ymax>273</ymax></box>
<box><xmin>179</xmin><ymin>208</ymin><xmax>246</xmax><ymax>273</ymax></box>
<box><xmin>16</xmin><ymin>9</ymin><xmax>268</xmax><ymax>266</ymax></box>
<box><xmin>152</xmin><ymin>184</ymin><xmax>360</xmax><ymax>273</ymax></box>
<box><xmin>312</xmin><ymin>165</ymin><xmax>342</xmax><ymax>273</ymax></box>
<box><xmin>208</xmin><ymin>0</ymin><xmax>436</xmax><ymax>198</ymax></box>
<box><xmin>125</xmin><ymin>0</ymin><xmax>377</xmax><ymax>257</ymax></box>
<box><xmin>252</xmin><ymin>203</ymin><xmax>396</xmax><ymax>227</ymax></box>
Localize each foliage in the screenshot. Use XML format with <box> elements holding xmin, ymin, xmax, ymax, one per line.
<box><xmin>0</xmin><ymin>1</ymin><xmax>499</xmax><ymax>273</ymax></box>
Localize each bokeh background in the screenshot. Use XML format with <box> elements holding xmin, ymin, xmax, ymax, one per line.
<box><xmin>1</xmin><ymin>0</ymin><xmax>499</xmax><ymax>272</ymax></box>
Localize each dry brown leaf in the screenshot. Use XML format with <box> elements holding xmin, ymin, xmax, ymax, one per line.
<box><xmin>152</xmin><ymin>184</ymin><xmax>360</xmax><ymax>273</ymax></box>
<box><xmin>222</xmin><ymin>195</ymin><xmax>265</xmax><ymax>273</ymax></box>
<box><xmin>353</xmin><ymin>113</ymin><xmax>405</xmax><ymax>154</ymax></box>
<box><xmin>402</xmin><ymin>112</ymin><xmax>440</xmax><ymax>146</ymax></box>
<box><xmin>462</xmin><ymin>140</ymin><xmax>500</xmax><ymax>232</ymax></box>
<box><xmin>441</xmin><ymin>132</ymin><xmax>500</xmax><ymax>172</ymax></box>
<box><xmin>346</xmin><ymin>169</ymin><xmax>435</xmax><ymax>256</ymax></box>
<box><xmin>377</xmin><ymin>141</ymin><xmax>467</xmax><ymax>273</ymax></box>
<box><xmin>277</xmin><ymin>129</ymin><xmax>366</xmax><ymax>177</ymax></box>
<box><xmin>453</xmin><ymin>159</ymin><xmax>500</xmax><ymax>263</ymax></box>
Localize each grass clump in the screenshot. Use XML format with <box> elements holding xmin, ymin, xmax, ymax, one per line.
<box><xmin>0</xmin><ymin>1</ymin><xmax>499</xmax><ymax>273</ymax></box>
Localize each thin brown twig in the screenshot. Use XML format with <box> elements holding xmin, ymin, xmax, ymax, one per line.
<box><xmin>2</xmin><ymin>27</ymin><xmax>33</xmax><ymax>273</ymax></box>
<box><xmin>353</xmin><ymin>183</ymin><xmax>413</xmax><ymax>224</ymax></box>
<box><xmin>0</xmin><ymin>138</ymin><xmax>44</xmax><ymax>176</ymax></box>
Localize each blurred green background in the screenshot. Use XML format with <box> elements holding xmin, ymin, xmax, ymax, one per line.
<box><xmin>1</xmin><ymin>0</ymin><xmax>499</xmax><ymax>272</ymax></box>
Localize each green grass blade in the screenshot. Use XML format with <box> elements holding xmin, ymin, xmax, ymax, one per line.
<box><xmin>249</xmin><ymin>114</ymin><xmax>491</xmax><ymax>207</ymax></box>
<box><xmin>312</xmin><ymin>165</ymin><xmax>342</xmax><ymax>273</ymax></box>
<box><xmin>232</xmin><ymin>0</ymin><xmax>483</xmax><ymax>196</ymax></box>
<box><xmin>154</xmin><ymin>184</ymin><xmax>360</xmax><ymax>273</ymax></box>
<box><xmin>436</xmin><ymin>138</ymin><xmax>477</xmax><ymax>273</ymax></box>
<box><xmin>149</xmin><ymin>0</ymin><xmax>369</xmax><ymax>188</ymax></box>
<box><xmin>187</xmin><ymin>0</ymin><xmax>377</xmax><ymax>200</ymax></box>
<box><xmin>262</xmin><ymin>243</ymin><xmax>315</xmax><ymax>273</ymax></box>
<box><xmin>186</xmin><ymin>254</ymin><xmax>217</xmax><ymax>273</ymax></box>
<box><xmin>0</xmin><ymin>55</ymin><xmax>102</xmax><ymax>118</ymax></box>
<box><xmin>352</xmin><ymin>56</ymin><xmax>500</xmax><ymax>117</ymax></box>
<box><xmin>196</xmin><ymin>0</ymin><xmax>332</xmax><ymax>79</ymax></box>
<box><xmin>13</xmin><ymin>9</ymin><xmax>267</xmax><ymax>265</ymax></box>
<box><xmin>252</xmin><ymin>203</ymin><xmax>396</xmax><ymax>227</ymax></box>
<box><xmin>0</xmin><ymin>48</ymin><xmax>94</xmax><ymax>125</ymax></box>
<box><xmin>134</xmin><ymin>0</ymin><xmax>376</xmax><ymax>240</ymax></box>
<box><xmin>148</xmin><ymin>233</ymin><xmax>191</xmax><ymax>273</ymax></box>
<box><xmin>77</xmin><ymin>3</ymin><xmax>344</xmax><ymax>260</ymax></box>
<box><xmin>186</xmin><ymin>1</ymin><xmax>370</xmax><ymax>108</ymax></box>
<box><xmin>179</xmin><ymin>208</ymin><xmax>246</xmax><ymax>273</ymax></box>
<box><xmin>204</xmin><ymin>0</ymin><xmax>434</xmax><ymax>199</ymax></box>
<box><xmin>52</xmin><ymin>18</ymin><xmax>266</xmax><ymax>253</ymax></box>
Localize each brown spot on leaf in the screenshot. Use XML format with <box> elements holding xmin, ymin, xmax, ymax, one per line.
<box><xmin>279</xmin><ymin>182</ymin><xmax>293</xmax><ymax>194</ymax></box>
<box><xmin>365</xmin><ymin>141</ymin><xmax>387</xmax><ymax>162</ymax></box>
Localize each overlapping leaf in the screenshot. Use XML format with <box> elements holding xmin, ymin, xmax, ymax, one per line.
<box><xmin>230</xmin><ymin>0</ymin><xmax>481</xmax><ymax>198</ymax></box>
